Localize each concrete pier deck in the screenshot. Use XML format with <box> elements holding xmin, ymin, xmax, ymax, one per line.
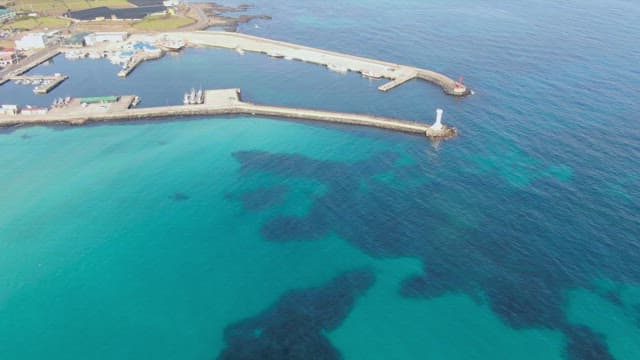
<box><xmin>0</xmin><ymin>48</ymin><xmax>60</xmax><ymax>85</ymax></box>
<box><xmin>117</xmin><ymin>51</ymin><xmax>164</xmax><ymax>78</ymax></box>
<box><xmin>9</xmin><ymin>74</ymin><xmax>69</xmax><ymax>94</ymax></box>
<box><xmin>0</xmin><ymin>89</ymin><xmax>457</xmax><ymax>139</ymax></box>
<box><xmin>166</xmin><ymin>31</ymin><xmax>470</xmax><ymax>96</ymax></box>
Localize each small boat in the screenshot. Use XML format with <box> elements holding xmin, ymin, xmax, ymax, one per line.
<box><xmin>327</xmin><ymin>64</ymin><xmax>348</xmax><ymax>73</ymax></box>
<box><xmin>235</xmin><ymin>47</ymin><xmax>245</xmax><ymax>55</ymax></box>
<box><xmin>268</xmin><ymin>51</ymin><xmax>285</xmax><ymax>58</ymax></box>
<box><xmin>183</xmin><ymin>93</ymin><xmax>189</xmax><ymax>105</ymax></box>
<box><xmin>362</xmin><ymin>70</ymin><xmax>383</xmax><ymax>79</ymax></box>
<box><xmin>159</xmin><ymin>39</ymin><xmax>185</xmax><ymax>52</ymax></box>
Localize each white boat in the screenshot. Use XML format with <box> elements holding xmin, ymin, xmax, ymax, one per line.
<box><xmin>159</xmin><ymin>39</ymin><xmax>185</xmax><ymax>52</ymax></box>
<box><xmin>362</xmin><ymin>70</ymin><xmax>383</xmax><ymax>79</ymax></box>
<box><xmin>235</xmin><ymin>47</ymin><xmax>245</xmax><ymax>55</ymax></box>
<box><xmin>327</xmin><ymin>64</ymin><xmax>348</xmax><ymax>73</ymax></box>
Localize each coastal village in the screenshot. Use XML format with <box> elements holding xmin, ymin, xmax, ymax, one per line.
<box><xmin>0</xmin><ymin>0</ymin><xmax>467</xmax><ymax>139</ymax></box>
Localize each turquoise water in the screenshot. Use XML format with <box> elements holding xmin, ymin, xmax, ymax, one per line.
<box><xmin>1</xmin><ymin>0</ymin><xmax>640</xmax><ymax>359</ymax></box>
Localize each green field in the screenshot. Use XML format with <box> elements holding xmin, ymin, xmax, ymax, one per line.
<box><xmin>133</xmin><ymin>14</ymin><xmax>195</xmax><ymax>31</ymax></box>
<box><xmin>13</xmin><ymin>0</ymin><xmax>133</xmax><ymax>13</ymax></box>
<box><xmin>1</xmin><ymin>16</ymin><xmax>70</xmax><ymax>30</ymax></box>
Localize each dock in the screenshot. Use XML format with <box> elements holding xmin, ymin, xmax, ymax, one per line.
<box><xmin>9</xmin><ymin>74</ymin><xmax>69</xmax><ymax>94</ymax></box>
<box><xmin>169</xmin><ymin>31</ymin><xmax>470</xmax><ymax>96</ymax></box>
<box><xmin>117</xmin><ymin>51</ymin><xmax>164</xmax><ymax>78</ymax></box>
<box><xmin>0</xmin><ymin>47</ymin><xmax>60</xmax><ymax>85</ymax></box>
<box><xmin>0</xmin><ymin>88</ymin><xmax>457</xmax><ymax>139</ymax></box>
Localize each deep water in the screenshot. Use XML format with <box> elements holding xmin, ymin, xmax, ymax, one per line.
<box><xmin>1</xmin><ymin>0</ymin><xmax>639</xmax><ymax>359</ymax></box>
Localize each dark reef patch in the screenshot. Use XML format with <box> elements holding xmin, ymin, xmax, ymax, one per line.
<box><xmin>217</xmin><ymin>269</ymin><xmax>375</xmax><ymax>360</ymax></box>
<box><xmin>226</xmin><ymin>185</ymin><xmax>288</xmax><ymax>212</ymax></box>
<box><xmin>169</xmin><ymin>192</ymin><xmax>190</xmax><ymax>202</ymax></box>
<box><xmin>227</xmin><ymin>149</ymin><xmax>640</xmax><ymax>359</ymax></box>
<box><xmin>564</xmin><ymin>325</ymin><xmax>614</xmax><ymax>360</ymax></box>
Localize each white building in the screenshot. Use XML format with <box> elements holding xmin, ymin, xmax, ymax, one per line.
<box><xmin>21</xmin><ymin>106</ymin><xmax>48</xmax><ymax>115</ymax></box>
<box><xmin>15</xmin><ymin>33</ymin><xmax>47</xmax><ymax>50</ymax></box>
<box><xmin>0</xmin><ymin>104</ymin><xmax>19</xmax><ymax>115</ymax></box>
<box><xmin>163</xmin><ymin>0</ymin><xmax>181</xmax><ymax>6</ymax></box>
<box><xmin>0</xmin><ymin>50</ymin><xmax>18</xmax><ymax>66</ymax></box>
<box><xmin>84</xmin><ymin>32</ymin><xmax>128</xmax><ymax>46</ymax></box>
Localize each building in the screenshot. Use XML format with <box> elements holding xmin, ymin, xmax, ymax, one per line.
<box><xmin>20</xmin><ymin>106</ymin><xmax>48</xmax><ymax>115</ymax></box>
<box><xmin>66</xmin><ymin>32</ymin><xmax>89</xmax><ymax>47</ymax></box>
<box><xmin>0</xmin><ymin>50</ymin><xmax>18</xmax><ymax>66</ymax></box>
<box><xmin>15</xmin><ymin>33</ymin><xmax>47</xmax><ymax>50</ymax></box>
<box><xmin>163</xmin><ymin>0</ymin><xmax>181</xmax><ymax>7</ymax></box>
<box><xmin>69</xmin><ymin>6</ymin><xmax>166</xmax><ymax>21</ymax></box>
<box><xmin>0</xmin><ymin>104</ymin><xmax>19</xmax><ymax>115</ymax></box>
<box><xmin>79</xmin><ymin>96</ymin><xmax>119</xmax><ymax>104</ymax></box>
<box><xmin>84</xmin><ymin>32</ymin><xmax>128</xmax><ymax>46</ymax></box>
<box><xmin>0</xmin><ymin>9</ymin><xmax>16</xmax><ymax>23</ymax></box>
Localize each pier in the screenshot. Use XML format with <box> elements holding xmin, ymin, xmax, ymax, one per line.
<box><xmin>9</xmin><ymin>74</ymin><xmax>69</xmax><ymax>94</ymax></box>
<box><xmin>0</xmin><ymin>89</ymin><xmax>457</xmax><ymax>139</ymax></box>
<box><xmin>0</xmin><ymin>47</ymin><xmax>60</xmax><ymax>85</ymax></box>
<box><xmin>170</xmin><ymin>31</ymin><xmax>470</xmax><ymax>96</ymax></box>
<box><xmin>117</xmin><ymin>51</ymin><xmax>164</xmax><ymax>78</ymax></box>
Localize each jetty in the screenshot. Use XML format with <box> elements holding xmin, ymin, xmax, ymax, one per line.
<box><xmin>0</xmin><ymin>47</ymin><xmax>60</xmax><ymax>85</ymax></box>
<box><xmin>0</xmin><ymin>88</ymin><xmax>457</xmax><ymax>139</ymax></box>
<box><xmin>117</xmin><ymin>51</ymin><xmax>164</xmax><ymax>78</ymax></box>
<box><xmin>169</xmin><ymin>31</ymin><xmax>470</xmax><ymax>96</ymax></box>
<box><xmin>9</xmin><ymin>74</ymin><xmax>68</xmax><ymax>94</ymax></box>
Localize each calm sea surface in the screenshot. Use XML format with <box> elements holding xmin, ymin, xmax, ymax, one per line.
<box><xmin>1</xmin><ymin>0</ymin><xmax>639</xmax><ymax>359</ymax></box>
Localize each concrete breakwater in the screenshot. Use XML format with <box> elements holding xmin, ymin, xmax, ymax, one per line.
<box><xmin>0</xmin><ymin>89</ymin><xmax>457</xmax><ymax>139</ymax></box>
<box><xmin>169</xmin><ymin>31</ymin><xmax>470</xmax><ymax>96</ymax></box>
<box><xmin>0</xmin><ymin>48</ymin><xmax>61</xmax><ymax>86</ymax></box>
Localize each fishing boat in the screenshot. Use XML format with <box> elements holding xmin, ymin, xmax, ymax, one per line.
<box><xmin>361</xmin><ymin>70</ymin><xmax>383</xmax><ymax>79</ymax></box>
<box><xmin>328</xmin><ymin>64</ymin><xmax>348</xmax><ymax>73</ymax></box>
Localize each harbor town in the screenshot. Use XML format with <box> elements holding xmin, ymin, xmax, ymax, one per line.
<box><xmin>0</xmin><ymin>0</ymin><xmax>469</xmax><ymax>139</ymax></box>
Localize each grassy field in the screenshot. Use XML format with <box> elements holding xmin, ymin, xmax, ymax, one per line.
<box><xmin>1</xmin><ymin>16</ymin><xmax>70</xmax><ymax>30</ymax></box>
<box><xmin>13</xmin><ymin>0</ymin><xmax>133</xmax><ymax>13</ymax></box>
<box><xmin>133</xmin><ymin>14</ymin><xmax>195</xmax><ymax>31</ymax></box>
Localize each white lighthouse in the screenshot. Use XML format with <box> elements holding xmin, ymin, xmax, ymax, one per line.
<box><xmin>430</xmin><ymin>108</ymin><xmax>444</xmax><ymax>131</ymax></box>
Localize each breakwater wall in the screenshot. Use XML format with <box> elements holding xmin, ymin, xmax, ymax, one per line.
<box><xmin>0</xmin><ymin>48</ymin><xmax>60</xmax><ymax>85</ymax></box>
<box><xmin>169</xmin><ymin>31</ymin><xmax>470</xmax><ymax>96</ymax></box>
<box><xmin>0</xmin><ymin>89</ymin><xmax>457</xmax><ymax>139</ymax></box>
